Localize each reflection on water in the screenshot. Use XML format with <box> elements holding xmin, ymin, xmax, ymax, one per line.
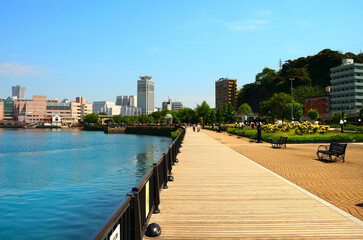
<box><xmin>0</xmin><ymin>129</ymin><xmax>171</xmax><ymax>240</ymax></box>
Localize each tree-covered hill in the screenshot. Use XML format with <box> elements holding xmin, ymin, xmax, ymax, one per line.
<box><xmin>238</xmin><ymin>49</ymin><xmax>363</xmax><ymax>112</ymax></box>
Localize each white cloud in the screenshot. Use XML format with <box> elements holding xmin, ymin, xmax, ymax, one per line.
<box><xmin>214</xmin><ymin>19</ymin><xmax>269</xmax><ymax>31</ymax></box>
<box><xmin>0</xmin><ymin>62</ymin><xmax>47</xmax><ymax>77</ymax></box>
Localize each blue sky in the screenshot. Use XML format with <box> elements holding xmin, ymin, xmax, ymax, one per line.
<box><xmin>0</xmin><ymin>0</ymin><xmax>362</xmax><ymax>108</ymax></box>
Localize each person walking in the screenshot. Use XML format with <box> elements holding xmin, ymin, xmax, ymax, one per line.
<box><xmin>197</xmin><ymin>124</ymin><xmax>200</xmax><ymax>132</ymax></box>
<box><xmin>193</xmin><ymin>124</ymin><xmax>196</xmax><ymax>132</ymax></box>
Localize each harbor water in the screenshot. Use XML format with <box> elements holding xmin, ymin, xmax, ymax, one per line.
<box><xmin>0</xmin><ymin>129</ymin><xmax>172</xmax><ymax>239</ymax></box>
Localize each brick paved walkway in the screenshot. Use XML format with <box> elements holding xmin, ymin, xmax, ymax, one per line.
<box><xmin>203</xmin><ymin>129</ymin><xmax>363</xmax><ymax>221</ymax></box>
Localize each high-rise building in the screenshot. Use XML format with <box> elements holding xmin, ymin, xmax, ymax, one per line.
<box><xmin>116</xmin><ymin>95</ymin><xmax>137</xmax><ymax>107</ymax></box>
<box><xmin>162</xmin><ymin>98</ymin><xmax>172</xmax><ymax>110</ymax></box>
<box><xmin>137</xmin><ymin>76</ymin><xmax>155</xmax><ymax>115</ymax></box>
<box><xmin>93</xmin><ymin>101</ymin><xmax>121</xmax><ymax>115</ymax></box>
<box><xmin>330</xmin><ymin>59</ymin><xmax>363</xmax><ymax>118</ymax></box>
<box><xmin>215</xmin><ymin>78</ymin><xmax>237</xmax><ymax>110</ymax></box>
<box><xmin>172</xmin><ymin>101</ymin><xmax>183</xmax><ymax>111</ymax></box>
<box><xmin>12</xmin><ymin>85</ymin><xmax>25</xmax><ymax>100</ymax></box>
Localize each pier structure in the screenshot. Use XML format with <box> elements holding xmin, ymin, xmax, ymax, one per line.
<box><xmin>145</xmin><ymin>128</ymin><xmax>363</xmax><ymax>239</ymax></box>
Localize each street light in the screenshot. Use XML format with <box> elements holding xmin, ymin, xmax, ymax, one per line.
<box><xmin>340</xmin><ymin>119</ymin><xmax>344</xmax><ymax>133</ymax></box>
<box><xmin>256</xmin><ymin>77</ymin><xmax>262</xmax><ymax>143</ymax></box>
<box><xmin>358</xmin><ymin>119</ymin><xmax>361</xmax><ymax>126</ymax></box>
<box><xmin>289</xmin><ymin>78</ymin><xmax>294</xmax><ymax>122</ymax></box>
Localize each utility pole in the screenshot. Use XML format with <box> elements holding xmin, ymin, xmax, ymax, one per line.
<box><xmin>289</xmin><ymin>78</ymin><xmax>294</xmax><ymax>122</ymax></box>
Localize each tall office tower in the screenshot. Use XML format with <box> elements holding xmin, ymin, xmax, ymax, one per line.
<box><xmin>12</xmin><ymin>85</ymin><xmax>26</xmax><ymax>99</ymax></box>
<box><xmin>330</xmin><ymin>59</ymin><xmax>363</xmax><ymax>118</ymax></box>
<box><xmin>215</xmin><ymin>78</ymin><xmax>237</xmax><ymax>110</ymax></box>
<box><xmin>116</xmin><ymin>95</ymin><xmax>137</xmax><ymax>107</ymax></box>
<box><xmin>137</xmin><ymin>76</ymin><xmax>155</xmax><ymax>115</ymax></box>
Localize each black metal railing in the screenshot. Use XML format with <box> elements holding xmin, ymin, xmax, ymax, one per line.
<box><xmin>89</xmin><ymin>127</ymin><xmax>185</xmax><ymax>240</ymax></box>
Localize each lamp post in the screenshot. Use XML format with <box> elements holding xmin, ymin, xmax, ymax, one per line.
<box><xmin>358</xmin><ymin>119</ymin><xmax>361</xmax><ymax>126</ymax></box>
<box><xmin>256</xmin><ymin>77</ymin><xmax>262</xmax><ymax>143</ymax></box>
<box><xmin>340</xmin><ymin>119</ymin><xmax>344</xmax><ymax>133</ymax></box>
<box><xmin>289</xmin><ymin>78</ymin><xmax>294</xmax><ymax>122</ymax></box>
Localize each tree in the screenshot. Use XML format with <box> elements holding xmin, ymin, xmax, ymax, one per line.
<box><xmin>208</xmin><ymin>110</ymin><xmax>216</xmax><ymax>124</ymax></box>
<box><xmin>216</xmin><ymin>109</ymin><xmax>224</xmax><ymax>124</ymax></box>
<box><xmin>308</xmin><ymin>109</ymin><xmax>319</xmax><ymax>121</ymax></box>
<box><xmin>98</xmin><ymin>112</ymin><xmax>107</xmax><ymax>115</ymax></box>
<box><xmin>83</xmin><ymin>113</ymin><xmax>99</xmax><ymax>123</ymax></box>
<box><xmin>282</xmin><ymin>102</ymin><xmax>303</xmax><ymax>121</ymax></box>
<box><xmin>332</xmin><ymin>112</ymin><xmax>346</xmax><ymax>123</ymax></box>
<box><xmin>293</xmin><ymin>85</ymin><xmax>325</xmax><ymax>104</ymax></box>
<box><xmin>359</xmin><ymin>108</ymin><xmax>363</xmax><ymax>119</ymax></box>
<box><xmin>260</xmin><ymin>92</ymin><xmax>290</xmax><ymax>121</ymax></box>
<box><xmin>237</xmin><ymin>103</ymin><xmax>252</xmax><ymax>115</ymax></box>
<box><xmin>195</xmin><ymin>101</ymin><xmax>211</xmax><ymax>124</ymax></box>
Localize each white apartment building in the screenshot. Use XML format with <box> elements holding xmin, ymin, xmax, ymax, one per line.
<box><xmin>116</xmin><ymin>95</ymin><xmax>137</xmax><ymax>107</ymax></box>
<box><xmin>93</xmin><ymin>101</ymin><xmax>121</xmax><ymax>115</ymax></box>
<box><xmin>162</xmin><ymin>98</ymin><xmax>172</xmax><ymax>110</ymax></box>
<box><xmin>137</xmin><ymin>76</ymin><xmax>155</xmax><ymax>115</ymax></box>
<box><xmin>330</xmin><ymin>59</ymin><xmax>363</xmax><ymax>118</ymax></box>
<box><xmin>120</xmin><ymin>106</ymin><xmax>142</xmax><ymax>116</ymax></box>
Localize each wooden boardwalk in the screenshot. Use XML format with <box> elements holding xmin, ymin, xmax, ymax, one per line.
<box><xmin>145</xmin><ymin>129</ymin><xmax>363</xmax><ymax>239</ymax></box>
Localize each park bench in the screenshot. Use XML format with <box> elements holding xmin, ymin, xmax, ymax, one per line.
<box><xmin>249</xmin><ymin>133</ymin><xmax>258</xmax><ymax>142</ymax></box>
<box><xmin>271</xmin><ymin>136</ymin><xmax>288</xmax><ymax>148</ymax></box>
<box><xmin>316</xmin><ymin>142</ymin><xmax>347</xmax><ymax>162</ymax></box>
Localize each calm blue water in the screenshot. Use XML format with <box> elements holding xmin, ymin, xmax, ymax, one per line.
<box><xmin>0</xmin><ymin>129</ymin><xmax>172</xmax><ymax>240</ymax></box>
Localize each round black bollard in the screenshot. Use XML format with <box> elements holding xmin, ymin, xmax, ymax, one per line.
<box><xmin>174</xmin><ymin>158</ymin><xmax>179</xmax><ymax>163</ymax></box>
<box><xmin>145</xmin><ymin>223</ymin><xmax>161</xmax><ymax>237</ymax></box>
<box><xmin>168</xmin><ymin>175</ymin><xmax>174</xmax><ymax>181</ymax></box>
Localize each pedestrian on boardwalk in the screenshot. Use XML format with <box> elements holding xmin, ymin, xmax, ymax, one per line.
<box><xmin>193</xmin><ymin>124</ymin><xmax>196</xmax><ymax>132</ymax></box>
<box><xmin>197</xmin><ymin>124</ymin><xmax>200</xmax><ymax>132</ymax></box>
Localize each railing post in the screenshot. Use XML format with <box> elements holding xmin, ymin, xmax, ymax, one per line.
<box><xmin>163</xmin><ymin>153</ymin><xmax>168</xmax><ymax>189</ymax></box>
<box><xmin>127</xmin><ymin>189</ymin><xmax>143</xmax><ymax>240</ymax></box>
<box><xmin>152</xmin><ymin>163</ymin><xmax>160</xmax><ymax>213</ymax></box>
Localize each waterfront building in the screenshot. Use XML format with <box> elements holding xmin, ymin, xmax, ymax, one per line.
<box><xmin>215</xmin><ymin>77</ymin><xmax>237</xmax><ymax>110</ymax></box>
<box><xmin>116</xmin><ymin>95</ymin><xmax>137</xmax><ymax>107</ymax></box>
<box><xmin>93</xmin><ymin>101</ymin><xmax>121</xmax><ymax>115</ymax></box>
<box><xmin>162</xmin><ymin>98</ymin><xmax>172</xmax><ymax>110</ymax></box>
<box><xmin>303</xmin><ymin>95</ymin><xmax>331</xmax><ymax>120</ymax></box>
<box><xmin>172</xmin><ymin>101</ymin><xmax>183</xmax><ymax>111</ymax></box>
<box><xmin>137</xmin><ymin>76</ymin><xmax>155</xmax><ymax>115</ymax></box>
<box><xmin>12</xmin><ymin>85</ymin><xmax>26</xmax><ymax>100</ymax></box>
<box><xmin>330</xmin><ymin>59</ymin><xmax>363</xmax><ymax>119</ymax></box>
<box><xmin>0</xmin><ymin>96</ymin><xmax>91</xmax><ymax>124</ymax></box>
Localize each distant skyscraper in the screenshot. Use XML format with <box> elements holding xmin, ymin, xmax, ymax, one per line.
<box><xmin>12</xmin><ymin>85</ymin><xmax>25</xmax><ymax>99</ymax></box>
<box><xmin>137</xmin><ymin>76</ymin><xmax>155</xmax><ymax>115</ymax></box>
<box><xmin>116</xmin><ymin>95</ymin><xmax>137</xmax><ymax>107</ymax></box>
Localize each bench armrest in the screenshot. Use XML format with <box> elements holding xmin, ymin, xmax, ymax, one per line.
<box><xmin>317</xmin><ymin>145</ymin><xmax>329</xmax><ymax>151</ymax></box>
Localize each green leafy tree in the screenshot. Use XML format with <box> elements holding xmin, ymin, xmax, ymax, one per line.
<box><xmin>237</xmin><ymin>103</ymin><xmax>252</xmax><ymax>119</ymax></box>
<box><xmin>359</xmin><ymin>108</ymin><xmax>363</xmax><ymax>119</ymax></box>
<box><xmin>221</xmin><ymin>103</ymin><xmax>236</xmax><ymax>123</ymax></box>
<box><xmin>260</xmin><ymin>92</ymin><xmax>290</xmax><ymax>121</ymax></box>
<box><xmin>112</xmin><ymin>115</ymin><xmax>123</xmax><ymax>123</ymax></box>
<box><xmin>195</xmin><ymin>101</ymin><xmax>211</xmax><ymax>124</ymax></box>
<box><xmin>216</xmin><ymin>109</ymin><xmax>224</xmax><ymax>124</ymax></box>
<box><xmin>293</xmin><ymin>85</ymin><xmax>325</xmax><ymax>104</ymax></box>
<box><xmin>176</xmin><ymin>108</ymin><xmax>197</xmax><ymax>123</ymax></box>
<box><xmin>332</xmin><ymin>112</ymin><xmax>347</xmax><ymax>123</ymax></box>
<box><xmin>282</xmin><ymin>102</ymin><xmax>303</xmax><ymax>121</ymax></box>
<box><xmin>308</xmin><ymin>109</ymin><xmax>319</xmax><ymax>121</ymax></box>
<box><xmin>208</xmin><ymin>109</ymin><xmax>216</xmax><ymax>124</ymax></box>
<box><xmin>83</xmin><ymin>113</ymin><xmax>99</xmax><ymax>123</ymax></box>
<box><xmin>98</xmin><ymin>112</ymin><xmax>107</xmax><ymax>115</ymax></box>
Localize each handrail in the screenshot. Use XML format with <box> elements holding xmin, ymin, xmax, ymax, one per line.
<box><xmin>89</xmin><ymin>126</ymin><xmax>185</xmax><ymax>240</ymax></box>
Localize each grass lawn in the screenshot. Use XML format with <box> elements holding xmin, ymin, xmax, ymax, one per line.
<box><xmin>204</xmin><ymin>126</ymin><xmax>363</xmax><ymax>143</ymax></box>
